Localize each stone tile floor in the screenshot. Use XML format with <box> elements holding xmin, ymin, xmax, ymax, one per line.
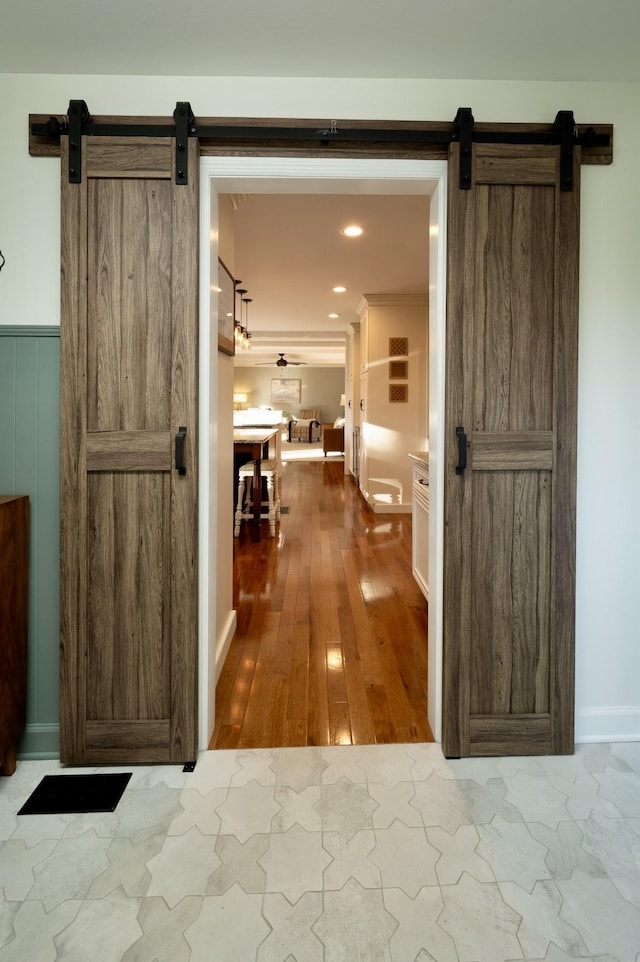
<box><xmin>1</xmin><ymin>742</ymin><xmax>640</xmax><ymax>961</ymax></box>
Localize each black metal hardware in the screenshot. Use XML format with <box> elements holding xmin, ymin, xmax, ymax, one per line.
<box><xmin>173</xmin><ymin>102</ymin><xmax>194</xmax><ymax>185</ymax></box>
<box><xmin>175</xmin><ymin>426</ymin><xmax>187</xmax><ymax>476</ymax></box>
<box><xmin>47</xmin><ymin>116</ymin><xmax>64</xmax><ymax>138</ymax></box>
<box><xmin>67</xmin><ymin>99</ymin><xmax>90</xmax><ymax>184</ymax></box>
<box><xmin>32</xmin><ymin>110</ymin><xmax>611</xmax><ymax>162</ymax></box>
<box><xmin>318</xmin><ymin>120</ymin><xmax>339</xmax><ymax>145</ymax></box>
<box><xmin>0</xmin><ymin>250</ymin><xmax>5</xmax><ymax>272</ymax></box>
<box><xmin>454</xmin><ymin>107</ymin><xmax>474</xmax><ymax>190</ymax></box>
<box><xmin>183</xmin><ymin>760</ymin><xmax>196</xmax><ymax>772</ymax></box>
<box><xmin>418</xmin><ymin>478</ymin><xmax>429</xmax><ymax>486</ymax></box>
<box><xmin>554</xmin><ymin>110</ymin><xmax>576</xmax><ymax>191</ymax></box>
<box><xmin>455</xmin><ymin>426</ymin><xmax>468</xmax><ymax>475</ymax></box>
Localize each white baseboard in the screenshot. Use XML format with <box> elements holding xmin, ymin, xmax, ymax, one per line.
<box><xmin>575</xmin><ymin>706</ymin><xmax>640</xmax><ymax>743</ymax></box>
<box><xmin>215</xmin><ymin>609</ymin><xmax>238</xmax><ymax>685</ymax></box>
<box><xmin>369</xmin><ymin>500</ymin><xmax>411</xmax><ymax>514</ymax></box>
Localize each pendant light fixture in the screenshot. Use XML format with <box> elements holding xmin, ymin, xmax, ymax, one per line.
<box><xmin>242</xmin><ymin>296</ymin><xmax>252</xmax><ymax>351</ymax></box>
<box><xmin>233</xmin><ymin>282</ymin><xmax>253</xmax><ymax>351</ymax></box>
<box><xmin>235</xmin><ymin>285</ymin><xmax>246</xmax><ymax>349</ymax></box>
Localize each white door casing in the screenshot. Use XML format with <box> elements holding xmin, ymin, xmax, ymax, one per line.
<box><xmin>198</xmin><ymin>156</ymin><xmax>448</xmax><ymax>750</ymax></box>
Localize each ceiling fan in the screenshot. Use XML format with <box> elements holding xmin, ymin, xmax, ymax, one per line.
<box><xmin>256</xmin><ymin>353</ymin><xmax>307</xmax><ymax>367</ymax></box>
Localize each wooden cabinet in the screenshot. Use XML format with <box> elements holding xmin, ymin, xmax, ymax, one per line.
<box><xmin>0</xmin><ymin>495</ymin><xmax>29</xmax><ymax>776</ymax></box>
<box><xmin>322</xmin><ymin>425</ymin><xmax>345</xmax><ymax>455</ymax></box>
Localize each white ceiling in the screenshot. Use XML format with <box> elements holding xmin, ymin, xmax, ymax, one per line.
<box><xmin>3</xmin><ymin>0</ymin><xmax>640</xmax><ymax>81</ymax></box>
<box><xmin>229</xmin><ymin>193</ymin><xmax>431</xmax><ymax>367</ymax></box>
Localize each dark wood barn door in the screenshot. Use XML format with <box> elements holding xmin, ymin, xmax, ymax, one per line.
<box><xmin>443</xmin><ymin>143</ymin><xmax>580</xmax><ymax>756</ymax></box>
<box><xmin>59</xmin><ymin>136</ymin><xmax>199</xmax><ymax>764</ymax></box>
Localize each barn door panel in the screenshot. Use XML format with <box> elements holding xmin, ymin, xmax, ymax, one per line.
<box><xmin>443</xmin><ymin>143</ymin><xmax>579</xmax><ymax>757</ymax></box>
<box><xmin>60</xmin><ymin>135</ymin><xmax>198</xmax><ymax>764</ymax></box>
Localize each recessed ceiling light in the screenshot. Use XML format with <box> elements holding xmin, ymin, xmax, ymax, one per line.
<box><xmin>328</xmin><ymin>313</ymin><xmax>340</xmax><ymax>318</ymax></box>
<box><xmin>332</xmin><ymin>286</ymin><xmax>347</xmax><ymax>293</ymax></box>
<box><xmin>342</xmin><ymin>225</ymin><xmax>364</xmax><ymax>237</ymax></box>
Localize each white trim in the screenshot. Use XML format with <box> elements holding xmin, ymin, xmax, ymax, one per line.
<box><xmin>199</xmin><ymin>154</ymin><xmax>448</xmax><ymax>749</ymax></box>
<box><xmin>358</xmin><ymin>293</ymin><xmax>430</xmax><ymax>309</ymax></box>
<box><xmin>427</xmin><ymin>174</ymin><xmax>447</xmax><ymax>744</ymax></box>
<box><xmin>198</xmin><ymin>163</ymin><xmax>214</xmax><ymax>750</ymax></box>
<box><xmin>576</xmin><ymin>707</ymin><xmax>640</xmax><ymax>744</ymax></box>
<box><xmin>368</xmin><ymin>502</ymin><xmax>412</xmax><ymax>514</ymax></box>
<box><xmin>200</xmin><ymin>157</ymin><xmax>441</xmax><ymax>193</ymax></box>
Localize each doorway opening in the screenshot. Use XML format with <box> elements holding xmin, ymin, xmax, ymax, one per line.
<box><xmin>198</xmin><ymin>157</ymin><xmax>448</xmax><ymax>751</ymax></box>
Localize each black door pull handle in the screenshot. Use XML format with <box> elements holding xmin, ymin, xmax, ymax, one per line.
<box><xmin>175</xmin><ymin>426</ymin><xmax>187</xmax><ymax>476</ymax></box>
<box><xmin>455</xmin><ymin>426</ymin><xmax>467</xmax><ymax>475</ymax></box>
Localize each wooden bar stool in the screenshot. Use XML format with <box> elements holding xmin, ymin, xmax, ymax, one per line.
<box><xmin>234</xmin><ymin>459</ymin><xmax>280</xmax><ymax>537</ymax></box>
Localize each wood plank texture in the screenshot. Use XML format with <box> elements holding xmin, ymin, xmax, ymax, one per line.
<box><xmin>85</xmin><ymin>719</ymin><xmax>170</xmax><ymax>750</ymax></box>
<box><xmin>86</xmin><ymin>472</ymin><xmax>171</xmax><ymax>721</ymax></box>
<box><xmin>471</xmin><ymin>432</ymin><xmax>553</xmax><ymax>471</ymax></box>
<box><xmin>443</xmin><ymin>141</ymin><xmax>579</xmax><ymax>758</ymax></box>
<box><xmin>86</xmin><ymin>431</ymin><xmax>172</xmax><ymax>470</ymax></box>
<box><xmin>442</xmin><ymin>142</ymin><xmax>475</xmax><ymax>758</ymax></box>
<box><xmin>550</xmin><ymin>148</ymin><xmax>580</xmax><ymax>753</ymax></box>
<box><xmin>474</xmin><ymin>146</ymin><xmax>557</xmax><ymax>185</ymax></box>
<box><xmin>210</xmin><ymin>460</ymin><xmax>432</xmax><ymax>749</ymax></box>
<box><xmin>85</xmin><ymin>137</ymin><xmax>173</xmax><ymax>178</ymax></box>
<box><xmin>469</xmin><ymin>714</ymin><xmax>551</xmax><ymax>755</ymax></box>
<box><xmin>168</xmin><ymin>137</ymin><xmax>199</xmax><ymax>762</ymax></box>
<box><xmin>87</xmin><ymin>177</ymin><xmax>172</xmax><ymax>433</ymax></box>
<box><xmin>59</xmin><ymin>137</ymin><xmax>87</xmax><ymax>764</ymax></box>
<box><xmin>59</xmin><ymin>135</ymin><xmax>199</xmax><ymax>765</ymax></box>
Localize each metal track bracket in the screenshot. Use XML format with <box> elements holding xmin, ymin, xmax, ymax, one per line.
<box><xmin>454</xmin><ymin>107</ymin><xmax>474</xmax><ymax>190</ymax></box>
<box><xmin>554</xmin><ymin>110</ymin><xmax>576</xmax><ymax>191</ymax></box>
<box><xmin>67</xmin><ymin>100</ymin><xmax>90</xmax><ymax>183</ymax></box>
<box><xmin>173</xmin><ymin>102</ymin><xmax>194</xmax><ymax>185</ymax></box>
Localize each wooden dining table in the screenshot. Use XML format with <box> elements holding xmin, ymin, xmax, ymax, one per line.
<box><xmin>232</xmin><ymin>427</ymin><xmax>279</xmax><ymax>534</ymax></box>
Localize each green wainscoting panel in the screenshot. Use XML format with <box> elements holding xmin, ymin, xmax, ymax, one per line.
<box><xmin>0</xmin><ymin>328</ymin><xmax>60</xmax><ymax>758</ymax></box>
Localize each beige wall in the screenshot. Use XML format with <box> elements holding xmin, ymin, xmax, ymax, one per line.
<box><xmin>234</xmin><ymin>366</ymin><xmax>346</xmax><ymax>422</ymax></box>
<box><xmin>358</xmin><ymin>295</ymin><xmax>428</xmax><ymax>511</ymax></box>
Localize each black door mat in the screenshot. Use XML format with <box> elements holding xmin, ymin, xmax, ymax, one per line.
<box><xmin>18</xmin><ymin>772</ymin><xmax>132</xmax><ymax>815</ymax></box>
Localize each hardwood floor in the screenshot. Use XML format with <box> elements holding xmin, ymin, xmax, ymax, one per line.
<box><xmin>209</xmin><ymin>458</ymin><xmax>433</xmax><ymax>749</ymax></box>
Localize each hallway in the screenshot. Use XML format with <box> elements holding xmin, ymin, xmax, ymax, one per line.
<box><xmin>210</xmin><ymin>459</ymin><xmax>432</xmax><ymax>749</ymax></box>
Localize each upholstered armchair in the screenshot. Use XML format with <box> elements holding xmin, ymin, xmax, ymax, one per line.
<box><xmin>288</xmin><ymin>408</ymin><xmax>321</xmax><ymax>442</ymax></box>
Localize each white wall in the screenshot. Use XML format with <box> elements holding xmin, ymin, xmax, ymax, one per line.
<box><xmin>2</xmin><ymin>73</ymin><xmax>639</xmax><ymax>742</ymax></box>
<box><xmin>215</xmin><ymin>197</ymin><xmax>237</xmax><ymax>675</ymax></box>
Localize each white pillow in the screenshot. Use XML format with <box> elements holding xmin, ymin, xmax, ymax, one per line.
<box><xmin>333</xmin><ymin>416</ymin><xmax>346</xmax><ymax>428</ymax></box>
